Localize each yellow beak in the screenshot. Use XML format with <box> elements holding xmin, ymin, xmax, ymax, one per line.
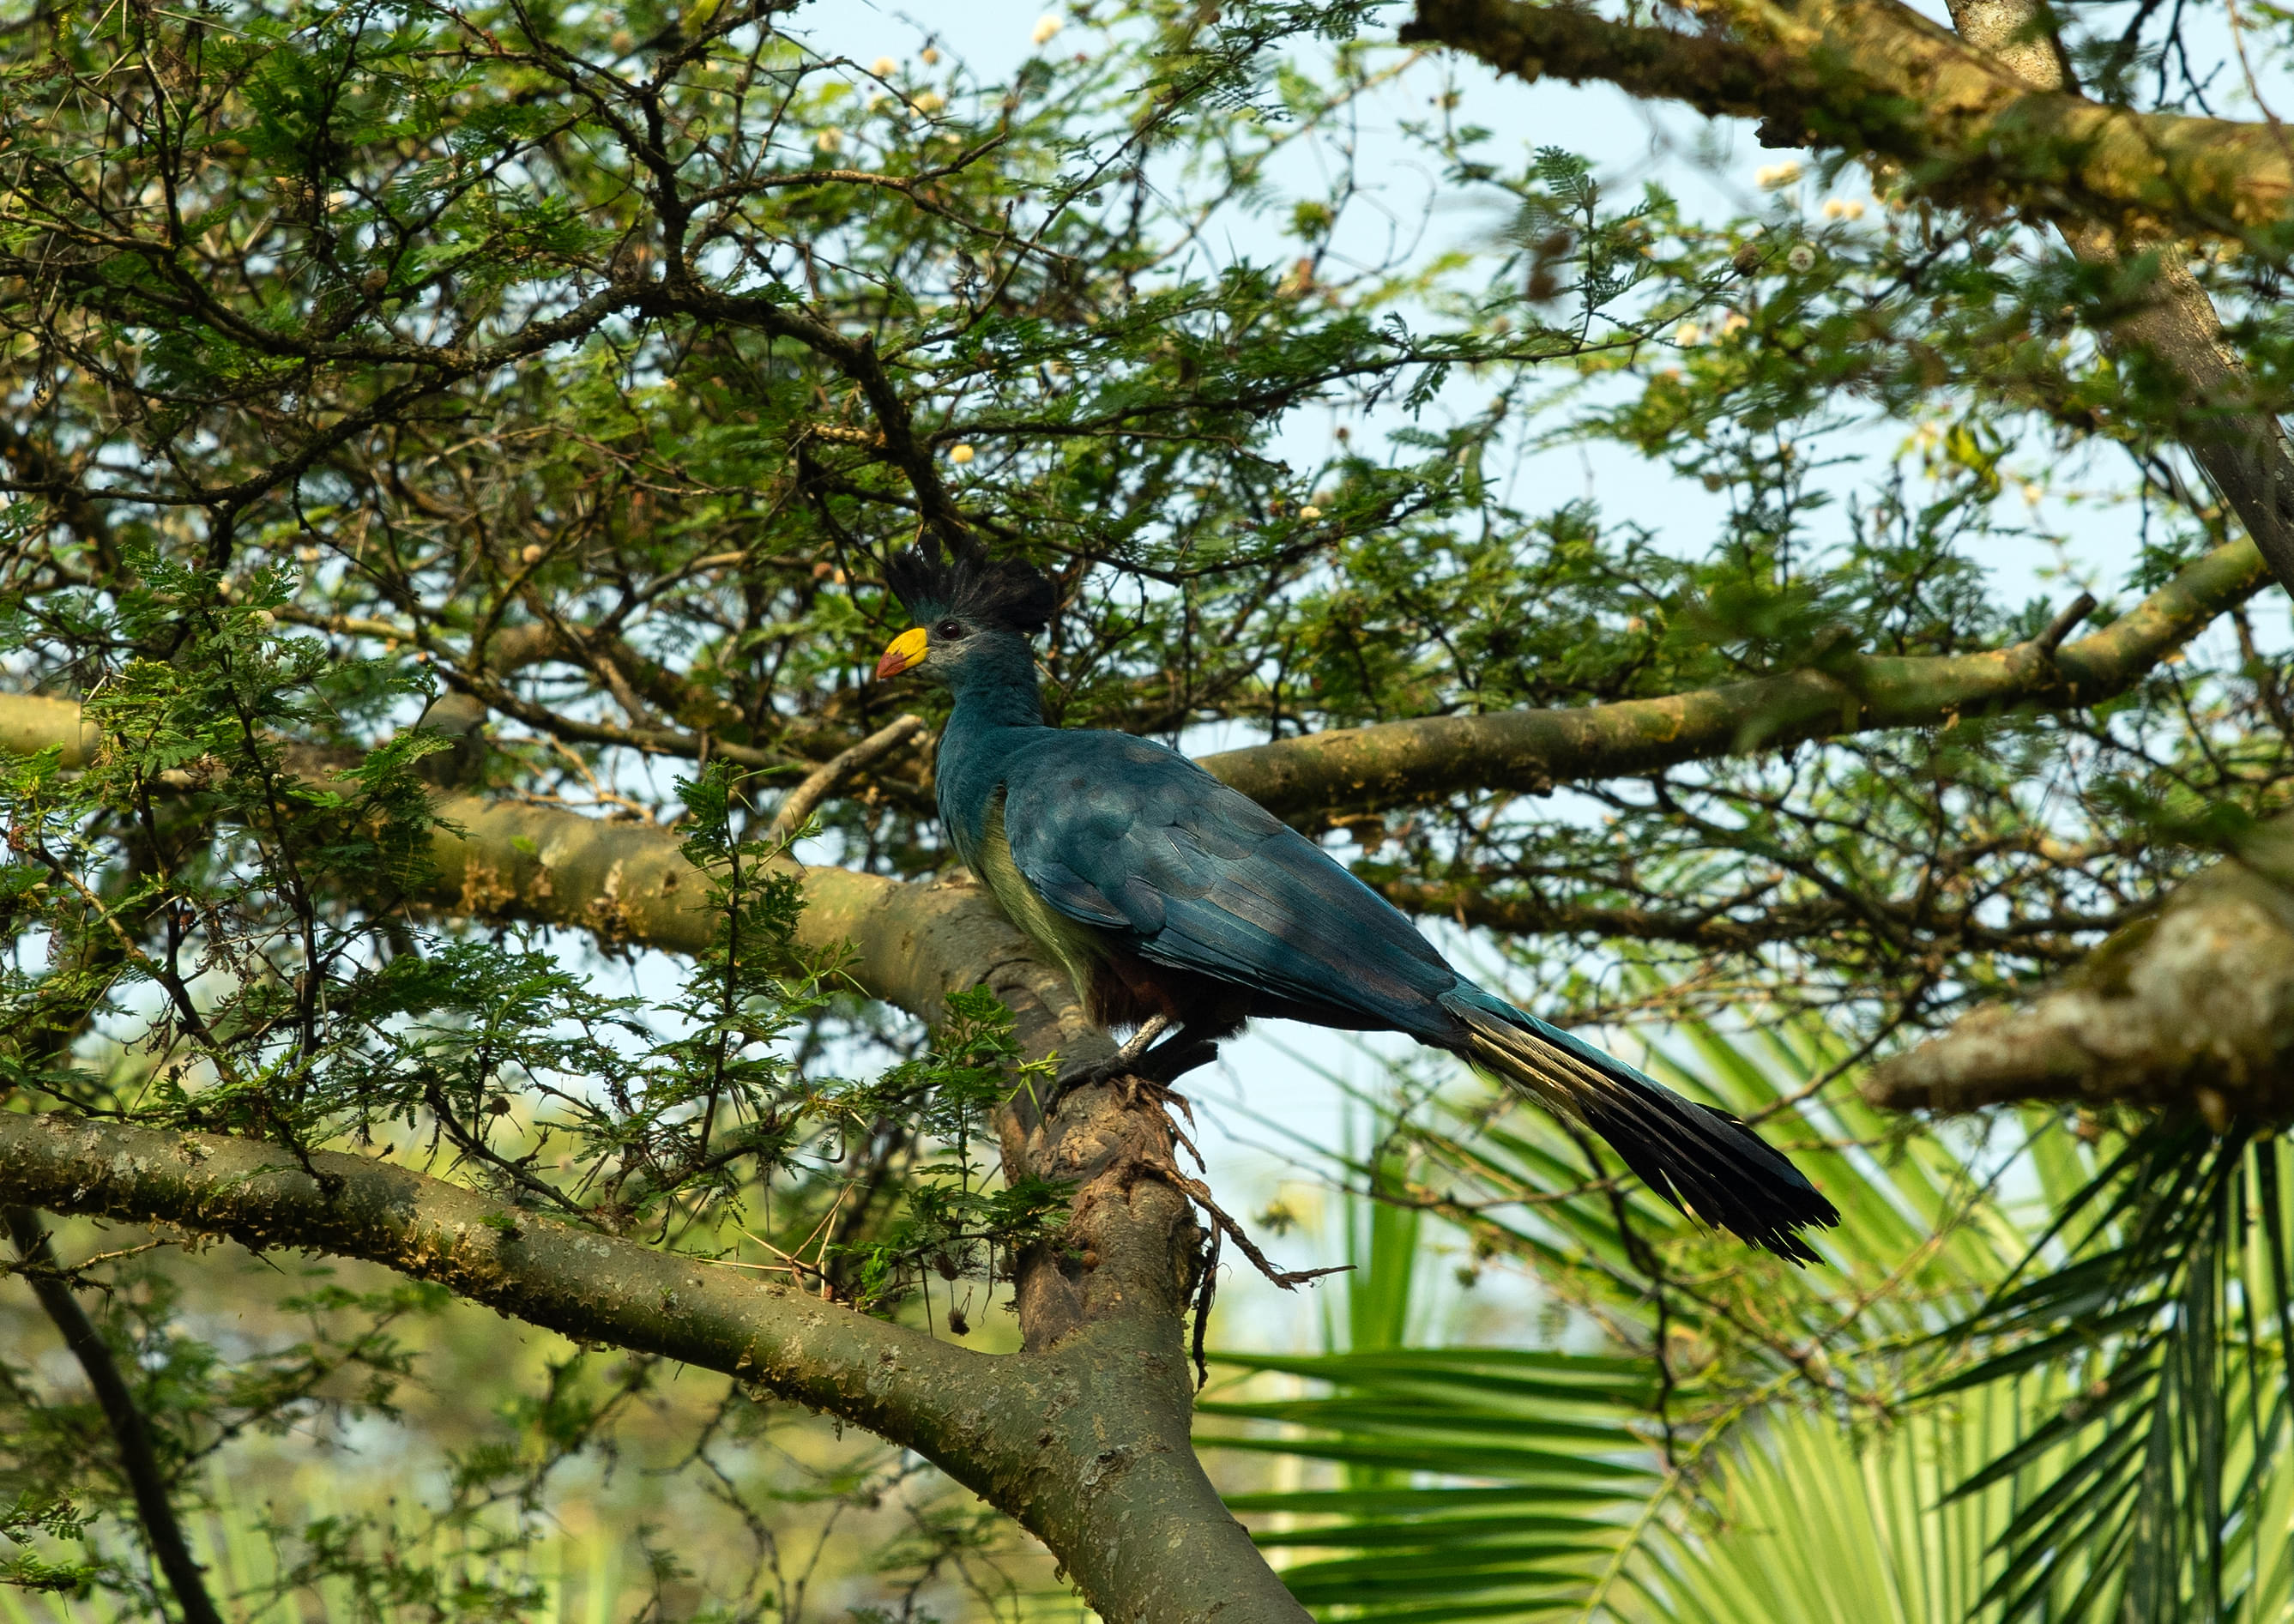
<box><xmin>874</xmin><ymin>625</ymin><xmax>929</xmax><ymax>680</ymax></box>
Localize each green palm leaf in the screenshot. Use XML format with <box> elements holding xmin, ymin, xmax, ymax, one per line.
<box><xmin>1202</xmin><ymin>1348</ymin><xmax>1657</xmax><ymax>1621</ymax></box>
<box><xmin>1202</xmin><ymin>1015</ymin><xmax>2294</xmax><ymax>1622</ymax></box>
<box><xmin>1930</xmin><ymin>1122</ymin><xmax>2294</xmax><ymax>1622</ymax></box>
<box><xmin>1198</xmin><ymin>1092</ymin><xmax>1660</xmax><ymax>1621</ymax></box>
<box><xmin>1610</xmin><ymin>1399</ymin><xmax>2045</xmax><ymax>1624</ymax></box>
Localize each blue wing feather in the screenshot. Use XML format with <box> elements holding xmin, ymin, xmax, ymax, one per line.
<box><xmin>978</xmin><ymin>724</ymin><xmax>1840</xmax><ymax>1261</ymax></box>
<box><xmin>999</xmin><ymin>732</ymin><xmax>1459</xmax><ymax>1039</ymax></box>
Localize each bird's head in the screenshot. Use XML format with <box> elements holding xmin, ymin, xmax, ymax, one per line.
<box><xmin>873</xmin><ymin>541</ymin><xmax>1055</xmax><ymax>689</ymax></box>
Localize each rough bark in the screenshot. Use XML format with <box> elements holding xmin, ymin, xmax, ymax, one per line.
<box><xmin>1938</xmin><ymin>0</ymin><xmax>2294</xmax><ymax>601</ymax></box>
<box><xmin>1864</xmin><ymin>817</ymin><xmax>2294</xmax><ymax>1116</ymax></box>
<box><xmin>0</xmin><ymin>1115</ymin><xmax>1304</xmax><ymax>1623</ymax></box>
<box><xmin>1401</xmin><ymin>0</ymin><xmax>2294</xmax><ymax>236</ymax></box>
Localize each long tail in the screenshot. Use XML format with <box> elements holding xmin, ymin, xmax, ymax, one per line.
<box><xmin>1440</xmin><ymin>986</ymin><xmax>1838</xmax><ymax>1263</ymax></box>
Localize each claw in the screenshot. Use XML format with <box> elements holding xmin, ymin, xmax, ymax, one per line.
<box><xmin>1044</xmin><ymin>1015</ymin><xmax>1174</xmax><ymax>1114</ymax></box>
<box><xmin>1044</xmin><ymin>1056</ymin><xmax>1120</xmax><ymax>1114</ymax></box>
<box><xmin>1043</xmin><ymin>1030</ymin><xmax>1222</xmax><ymax>1117</ymax></box>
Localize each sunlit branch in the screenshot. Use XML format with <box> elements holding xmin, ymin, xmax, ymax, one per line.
<box><xmin>1402</xmin><ymin>0</ymin><xmax>2294</xmax><ymax>235</ymax></box>
<box><xmin>1866</xmin><ymin>815</ymin><xmax>2294</xmax><ymax>1114</ymax></box>
<box><xmin>1201</xmin><ymin>537</ymin><xmax>2266</xmax><ymax>820</ymax></box>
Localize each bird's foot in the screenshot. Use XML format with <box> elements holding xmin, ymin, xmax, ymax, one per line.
<box><xmin>1043</xmin><ymin>1014</ymin><xmax>1172</xmax><ymax>1114</ymax></box>
<box><xmin>1042</xmin><ymin>1037</ymin><xmax>1218</xmax><ymax>1116</ymax></box>
<box><xmin>1044</xmin><ymin>1055</ymin><xmax>1127</xmax><ymax>1115</ymax></box>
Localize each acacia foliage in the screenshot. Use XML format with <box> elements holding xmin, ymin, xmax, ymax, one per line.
<box><xmin>0</xmin><ymin>0</ymin><xmax>2292</xmax><ymax>1615</ymax></box>
<box><xmin>2</xmin><ymin>0</ymin><xmax>2283</xmax><ymax>1035</ymax></box>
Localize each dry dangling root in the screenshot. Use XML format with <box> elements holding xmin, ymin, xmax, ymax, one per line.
<box><xmin>1105</xmin><ymin>1074</ymin><xmax>1349</xmax><ymax>1386</ymax></box>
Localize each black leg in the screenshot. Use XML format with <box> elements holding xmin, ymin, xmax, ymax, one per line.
<box><xmin>1048</xmin><ymin>1015</ymin><xmax>1173</xmax><ymax>1108</ymax></box>
<box><xmin>1131</xmin><ymin>1032</ymin><xmax>1220</xmax><ymax>1086</ymax></box>
<box><xmin>1047</xmin><ymin>1024</ymin><xmax>1222</xmax><ymax>1113</ymax></box>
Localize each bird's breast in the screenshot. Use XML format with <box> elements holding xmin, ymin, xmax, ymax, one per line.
<box><xmin>975</xmin><ymin>797</ymin><xmax>1114</xmax><ymax>1001</ymax></box>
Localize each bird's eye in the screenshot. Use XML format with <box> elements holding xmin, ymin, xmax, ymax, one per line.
<box><xmin>935</xmin><ymin>619</ymin><xmax>963</xmax><ymax>640</ymax></box>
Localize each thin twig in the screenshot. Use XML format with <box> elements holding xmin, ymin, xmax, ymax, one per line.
<box><xmin>2037</xmin><ymin>591</ymin><xmax>2101</xmax><ymax>656</ymax></box>
<box><xmin>6</xmin><ymin>1208</ymin><xmax>226</xmax><ymax>1624</ymax></box>
<box><xmin>1191</xmin><ymin>1223</ymin><xmax>1222</xmax><ymax>1392</ymax></box>
<box><xmin>1142</xmin><ymin>1151</ymin><xmax>1349</xmax><ymax>1292</ymax></box>
<box><xmin>765</xmin><ymin>714</ymin><xmax>925</xmax><ymax>845</ymax></box>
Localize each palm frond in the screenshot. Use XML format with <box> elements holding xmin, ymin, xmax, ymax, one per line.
<box><xmin>1932</xmin><ymin>1120</ymin><xmax>2294</xmax><ymax>1622</ymax></box>
<box><xmin>1204</xmin><ymin>1015</ymin><xmax>2294</xmax><ymax>1622</ymax></box>
<box><xmin>1609</xmin><ymin>1398</ymin><xmax>2044</xmax><ymax>1624</ymax></box>
<box><xmin>1202</xmin><ymin>1348</ymin><xmax>1659</xmax><ymax>1621</ymax></box>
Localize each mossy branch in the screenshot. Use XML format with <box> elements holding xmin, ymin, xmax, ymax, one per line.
<box><xmin>1202</xmin><ymin>537</ymin><xmax>2266</xmax><ymax>819</ymax></box>
<box><xmin>0</xmin><ymin>1110</ymin><xmax>1306</xmax><ymax>1624</ymax></box>
<box><xmin>1401</xmin><ymin>0</ymin><xmax>2294</xmax><ymax>236</ymax></box>
<box><xmin>1865</xmin><ymin>817</ymin><xmax>2294</xmax><ymax>1116</ymax></box>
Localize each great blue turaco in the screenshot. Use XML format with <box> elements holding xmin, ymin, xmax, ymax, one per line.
<box><xmin>872</xmin><ymin>541</ymin><xmax>1839</xmax><ymax>1261</ymax></box>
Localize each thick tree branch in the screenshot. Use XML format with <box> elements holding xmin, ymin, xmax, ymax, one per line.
<box><xmin>1862</xmin><ymin>0</ymin><xmax>2294</xmax><ymax>1120</ymax></box>
<box><xmin>434</xmin><ymin>816</ymin><xmax>1310</xmax><ymax>1615</ymax></box>
<box><xmin>1199</xmin><ymin>536</ymin><xmax>2266</xmax><ymax>819</ymax></box>
<box><xmin>0</xmin><ymin>1119</ymin><xmax>965</xmax><ymax>1493</ymax></box>
<box><xmin>0</xmin><ymin>739</ymin><xmax>1307</xmax><ymax>1618</ymax></box>
<box><xmin>0</xmin><ymin>1107</ymin><xmax>1304</xmax><ymax>1624</ymax></box>
<box><xmin>0</xmin><ymin>693</ymin><xmax>98</xmax><ymax>768</ymax></box>
<box><xmin>0</xmin><ymin>534</ymin><xmax>2261</xmax><ymax>855</ymax></box>
<box><xmin>1930</xmin><ymin>0</ymin><xmax>2294</xmax><ymax>599</ymax></box>
<box><xmin>5</xmin><ymin>1208</ymin><xmax>226</xmax><ymax>1624</ymax></box>
<box><xmin>1864</xmin><ymin>816</ymin><xmax>2294</xmax><ymax>1115</ymax></box>
<box><xmin>1</xmin><ymin>677</ymin><xmax>1308</xmax><ymax>1619</ymax></box>
<box><xmin>1401</xmin><ymin>0</ymin><xmax>2294</xmax><ymax>235</ymax></box>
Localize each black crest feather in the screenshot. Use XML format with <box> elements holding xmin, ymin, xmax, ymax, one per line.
<box><xmin>883</xmin><ymin>541</ymin><xmax>1056</xmax><ymax>636</ymax></box>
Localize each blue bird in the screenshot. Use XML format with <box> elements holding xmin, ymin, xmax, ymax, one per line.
<box><xmin>874</xmin><ymin>544</ymin><xmax>1838</xmax><ymax>1262</ymax></box>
